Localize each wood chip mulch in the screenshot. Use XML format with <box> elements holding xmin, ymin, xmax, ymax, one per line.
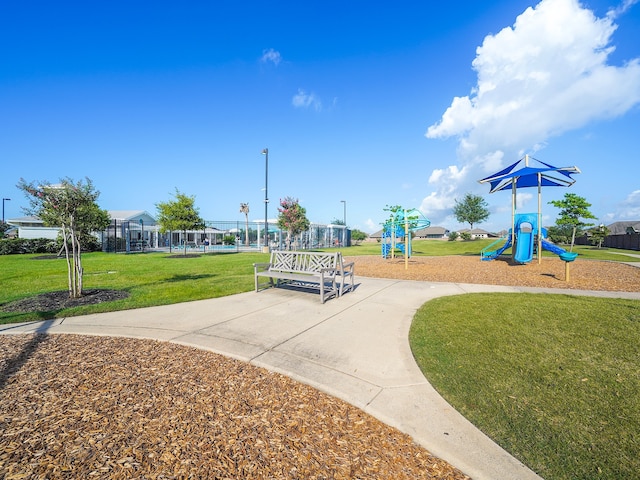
<box><xmin>346</xmin><ymin>255</ymin><xmax>640</xmax><ymax>292</ymax></box>
<box><xmin>0</xmin><ymin>335</ymin><xmax>470</xmax><ymax>479</ymax></box>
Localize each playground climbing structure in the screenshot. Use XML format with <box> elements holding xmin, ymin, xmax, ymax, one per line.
<box><xmin>381</xmin><ymin>208</ymin><xmax>430</xmax><ymax>269</ymax></box>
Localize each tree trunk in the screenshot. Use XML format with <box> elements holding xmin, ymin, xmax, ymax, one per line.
<box><xmin>61</xmin><ymin>225</ymin><xmax>73</xmax><ymax>298</ymax></box>
<box><xmin>75</xmin><ymin>234</ymin><xmax>83</xmax><ymax>297</ymax></box>
<box><xmin>570</xmin><ymin>226</ymin><xmax>576</xmax><ymax>252</ymax></box>
<box><xmin>245</xmin><ymin>214</ymin><xmax>250</xmax><ymax>246</ymax></box>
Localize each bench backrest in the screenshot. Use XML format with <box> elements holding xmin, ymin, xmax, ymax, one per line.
<box><xmin>270</xmin><ymin>250</ymin><xmax>339</xmax><ymax>274</ymax></box>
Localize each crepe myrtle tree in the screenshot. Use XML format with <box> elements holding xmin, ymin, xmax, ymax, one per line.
<box><xmin>277</xmin><ymin>197</ymin><xmax>310</xmax><ymax>250</ymax></box>
<box><xmin>18</xmin><ymin>177</ymin><xmax>111</xmax><ymax>298</ymax></box>
<box><xmin>156</xmin><ymin>189</ymin><xmax>205</xmax><ymax>255</ymax></box>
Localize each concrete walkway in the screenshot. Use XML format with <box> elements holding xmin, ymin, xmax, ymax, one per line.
<box><xmin>2</xmin><ymin>278</ymin><xmax>639</xmax><ymax>479</ymax></box>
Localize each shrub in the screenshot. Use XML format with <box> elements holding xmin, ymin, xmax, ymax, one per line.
<box><xmin>0</xmin><ymin>238</ymin><xmax>58</xmax><ymax>255</ymax></box>
<box><xmin>459</xmin><ymin>232</ymin><xmax>472</xmax><ymax>241</ymax></box>
<box><xmin>448</xmin><ymin>231</ymin><xmax>460</xmax><ymax>242</ymax></box>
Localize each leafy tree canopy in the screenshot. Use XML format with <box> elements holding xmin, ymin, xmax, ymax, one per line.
<box><xmin>156</xmin><ymin>190</ymin><xmax>205</xmax><ymax>234</ymax></box>
<box><xmin>350</xmin><ymin>229</ymin><xmax>367</xmax><ymax>242</ymax></box>
<box><xmin>0</xmin><ymin>221</ymin><xmax>10</xmax><ymax>237</ymax></box>
<box><xmin>548</xmin><ymin>193</ymin><xmax>596</xmax><ymax>251</ymax></box>
<box><xmin>453</xmin><ymin>193</ymin><xmax>490</xmax><ymax>230</ymax></box>
<box><xmin>277</xmin><ymin>197</ymin><xmax>310</xmax><ymax>242</ymax></box>
<box><xmin>589</xmin><ymin>223</ymin><xmax>609</xmax><ymax>248</ymax></box>
<box><xmin>156</xmin><ymin>190</ymin><xmax>205</xmax><ymax>254</ymax></box>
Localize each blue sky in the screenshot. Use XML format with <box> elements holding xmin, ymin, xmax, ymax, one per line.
<box><xmin>2</xmin><ymin>0</ymin><xmax>639</xmax><ymax>234</ymax></box>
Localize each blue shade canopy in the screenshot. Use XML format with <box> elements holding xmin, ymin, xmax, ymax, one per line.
<box><xmin>478</xmin><ymin>156</ymin><xmax>580</xmax><ymax>193</ymax></box>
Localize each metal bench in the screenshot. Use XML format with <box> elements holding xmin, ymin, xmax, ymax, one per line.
<box><xmin>254</xmin><ymin>250</ymin><xmax>354</xmax><ymax>303</ymax></box>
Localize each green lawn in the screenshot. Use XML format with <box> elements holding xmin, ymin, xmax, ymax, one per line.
<box><xmin>0</xmin><ymin>251</ymin><xmax>269</xmax><ymax>324</ymax></box>
<box><xmin>410</xmin><ymin>293</ymin><xmax>640</xmax><ymax>480</ymax></box>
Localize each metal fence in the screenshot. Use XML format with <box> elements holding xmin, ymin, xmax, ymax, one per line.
<box><xmin>99</xmin><ymin>220</ymin><xmax>350</xmax><ymax>253</ymax></box>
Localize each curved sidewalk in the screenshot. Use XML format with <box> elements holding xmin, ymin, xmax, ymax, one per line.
<box><xmin>2</xmin><ymin>278</ymin><xmax>638</xmax><ymax>479</ymax></box>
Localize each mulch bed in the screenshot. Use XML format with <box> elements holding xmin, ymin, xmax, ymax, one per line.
<box><xmin>346</xmin><ymin>255</ymin><xmax>640</xmax><ymax>292</ymax></box>
<box><xmin>0</xmin><ymin>335</ymin><xmax>469</xmax><ymax>479</ymax></box>
<box><xmin>2</xmin><ymin>290</ymin><xmax>129</xmax><ymax>314</ymax></box>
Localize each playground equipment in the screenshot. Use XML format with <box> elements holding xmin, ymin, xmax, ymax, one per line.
<box><xmin>381</xmin><ymin>208</ymin><xmax>430</xmax><ymax>269</ymax></box>
<box><xmin>479</xmin><ymin>154</ymin><xmax>580</xmax><ymax>265</ymax></box>
<box><xmin>481</xmin><ymin>213</ymin><xmax>578</xmax><ymax>280</ymax></box>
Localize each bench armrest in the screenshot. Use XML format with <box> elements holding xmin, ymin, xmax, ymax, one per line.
<box><xmin>253</xmin><ymin>262</ymin><xmax>272</xmax><ymax>273</ymax></box>
<box><xmin>341</xmin><ymin>261</ymin><xmax>355</xmax><ymax>273</ymax></box>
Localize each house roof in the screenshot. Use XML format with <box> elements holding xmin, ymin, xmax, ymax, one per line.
<box><xmin>414</xmin><ymin>226</ymin><xmax>449</xmax><ymax>236</ymax></box>
<box><xmin>107</xmin><ymin>210</ymin><xmax>157</xmax><ymax>225</ymax></box>
<box><xmin>108</xmin><ymin>210</ymin><xmax>153</xmax><ymax>220</ymax></box>
<box><xmin>457</xmin><ymin>228</ymin><xmax>491</xmax><ymax>235</ymax></box>
<box><xmin>607</xmin><ymin>221</ymin><xmax>640</xmax><ymax>235</ymax></box>
<box><xmin>7</xmin><ymin>216</ymin><xmax>44</xmax><ymax>226</ymax></box>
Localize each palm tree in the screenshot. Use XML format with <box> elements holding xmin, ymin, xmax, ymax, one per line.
<box><xmin>240</xmin><ymin>203</ymin><xmax>250</xmax><ymax>246</ymax></box>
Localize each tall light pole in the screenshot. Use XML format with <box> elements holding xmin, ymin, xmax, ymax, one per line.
<box><xmin>261</xmin><ymin>148</ymin><xmax>269</xmax><ymax>252</ymax></box>
<box><xmin>2</xmin><ymin>198</ymin><xmax>10</xmax><ymax>223</ymax></box>
<box><xmin>340</xmin><ymin>200</ymin><xmax>347</xmax><ymax>247</ymax></box>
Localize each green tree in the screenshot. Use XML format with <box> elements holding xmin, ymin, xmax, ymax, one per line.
<box><xmin>546</xmin><ymin>224</ymin><xmax>573</xmax><ymax>245</ymax></box>
<box><xmin>17</xmin><ymin>177</ymin><xmax>111</xmax><ymax>298</ymax></box>
<box><xmin>548</xmin><ymin>193</ymin><xmax>597</xmax><ymax>252</ymax></box>
<box><xmin>453</xmin><ymin>193</ymin><xmax>490</xmax><ymax>230</ymax></box>
<box><xmin>156</xmin><ymin>189</ymin><xmax>205</xmax><ymax>255</ymax></box>
<box><xmin>350</xmin><ymin>229</ymin><xmax>368</xmax><ymax>244</ymax></box>
<box><xmin>0</xmin><ymin>221</ymin><xmax>9</xmax><ymax>238</ymax></box>
<box><xmin>277</xmin><ymin>197</ymin><xmax>310</xmax><ymax>249</ymax></box>
<box><xmin>589</xmin><ymin>223</ymin><xmax>610</xmax><ymax>249</ymax></box>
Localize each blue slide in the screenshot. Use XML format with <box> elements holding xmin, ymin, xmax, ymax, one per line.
<box><xmin>514</xmin><ymin>228</ymin><xmax>534</xmax><ymax>263</ymax></box>
<box><xmin>542</xmin><ymin>239</ymin><xmax>579</xmax><ymax>262</ymax></box>
<box><xmin>541</xmin><ymin>239</ymin><xmax>566</xmax><ymax>256</ymax></box>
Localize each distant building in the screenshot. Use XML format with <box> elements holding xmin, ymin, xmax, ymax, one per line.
<box><xmin>413</xmin><ymin>226</ymin><xmax>450</xmax><ymax>239</ymax></box>
<box><xmin>370</xmin><ymin>226</ymin><xmax>450</xmax><ymax>240</ymax></box>
<box><xmin>7</xmin><ymin>216</ymin><xmax>61</xmax><ymax>240</ymax></box>
<box><xmin>456</xmin><ymin>228</ymin><xmax>493</xmax><ymax>239</ymax></box>
<box><xmin>607</xmin><ymin>221</ymin><xmax>640</xmax><ymax>235</ymax></box>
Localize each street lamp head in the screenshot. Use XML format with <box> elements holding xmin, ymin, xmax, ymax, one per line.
<box><xmin>261</xmin><ymin>148</ymin><xmax>268</xmax><ymax>155</ymax></box>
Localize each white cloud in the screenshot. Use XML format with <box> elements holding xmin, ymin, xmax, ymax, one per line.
<box><xmin>616</xmin><ymin>189</ymin><xmax>640</xmax><ymax>218</ymax></box>
<box><xmin>422</xmin><ymin>0</ymin><xmax>640</xmax><ymax>225</ymax></box>
<box><xmin>292</xmin><ymin>89</ymin><xmax>322</xmax><ymax>111</ymax></box>
<box><xmin>260</xmin><ymin>48</ymin><xmax>282</xmax><ymax>66</ymax></box>
<box><xmin>608</xmin><ymin>0</ymin><xmax>639</xmax><ymax>19</ymax></box>
<box><xmin>515</xmin><ymin>192</ymin><xmax>534</xmax><ymax>210</ymax></box>
<box><xmin>364</xmin><ymin>218</ymin><xmax>378</xmax><ymax>233</ymax></box>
